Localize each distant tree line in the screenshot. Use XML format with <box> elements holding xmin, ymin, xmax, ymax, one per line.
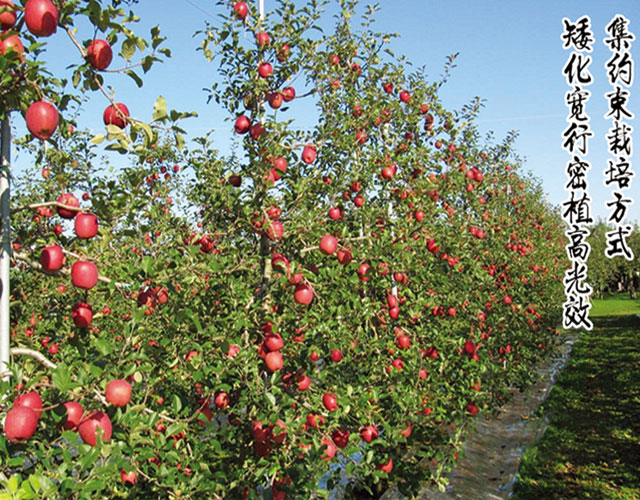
<box><xmin>587</xmin><ymin>221</ymin><xmax>640</xmax><ymax>299</ymax></box>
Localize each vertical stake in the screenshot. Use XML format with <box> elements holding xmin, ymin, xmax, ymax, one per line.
<box><xmin>0</xmin><ymin>116</ymin><xmax>12</xmax><ymax>382</ymax></box>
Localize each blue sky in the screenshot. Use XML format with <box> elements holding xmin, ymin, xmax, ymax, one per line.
<box><xmin>9</xmin><ymin>0</ymin><xmax>640</xmax><ymax>223</ymax></box>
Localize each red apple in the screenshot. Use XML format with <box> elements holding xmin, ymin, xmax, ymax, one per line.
<box><xmin>229</xmin><ymin>174</ymin><xmax>242</xmax><ymax>187</ymax></box>
<box><xmin>255</xmin><ymin>31</ymin><xmax>270</xmax><ymax>47</ymax></box>
<box><xmin>330</xmin><ymin>349</ymin><xmax>342</xmax><ymax>362</ymax></box>
<box><xmin>72</xmin><ymin>302</ymin><xmax>93</xmax><ymax>328</ymax></box>
<box><xmin>293</xmin><ymin>284</ymin><xmax>313</xmax><ymax>305</ymax></box>
<box><xmin>322</xmin><ymin>437</ymin><xmax>336</xmax><ymax>461</ymax></box>
<box><xmin>336</xmin><ymin>248</ymin><xmax>352</xmax><ymax>265</ymax></box>
<box><xmin>301</xmin><ymin>145</ymin><xmax>316</xmax><ymax>164</ymax></box>
<box><xmin>357</xmin><ymin>262</ymin><xmax>369</xmax><ymax>280</ymax></box>
<box><xmin>86</xmin><ymin>39</ymin><xmax>113</xmax><ymax>70</ymax></box>
<box><xmin>103</xmin><ymin>103</ymin><xmax>129</xmax><ymax>128</ymax></box>
<box><xmin>0</xmin><ymin>33</ymin><xmax>23</xmax><ymax>57</ymax></box>
<box><xmin>62</xmin><ymin>401</ymin><xmax>84</xmax><ymax>430</ymax></box>
<box><xmin>396</xmin><ymin>334</ymin><xmax>411</xmax><ymax>349</ymax></box>
<box><xmin>74</xmin><ymin>213</ymin><xmax>98</xmax><ymax>239</ymax></box>
<box><xmin>332</xmin><ymin>429</ymin><xmax>350</xmax><ymax>449</ymax></box>
<box><xmin>121</xmin><ymin>469</ymin><xmax>138</xmax><ymax>485</ymax></box>
<box><xmin>264</xmin><ymin>333</ymin><xmax>284</xmax><ymax>352</ymax></box>
<box><xmin>360</xmin><ymin>424</ymin><xmax>378</xmax><ymax>442</ymax></box>
<box><xmin>106</xmin><ymin>379</ymin><xmax>132</xmax><ymax>407</ymax></box>
<box><xmin>265</xmin><ymin>351</ymin><xmax>283</xmax><ymax>372</ymax></box>
<box><xmin>273</xmin><ymin>157</ymin><xmax>287</xmax><ymax>174</ymax></box>
<box><xmin>258</xmin><ymin>62</ymin><xmax>273</xmax><ymax>78</ymax></box>
<box><xmin>56</xmin><ymin>192</ymin><xmax>79</xmax><ymax>219</ymax></box>
<box><xmin>0</xmin><ymin>0</ymin><xmax>16</xmax><ymax>30</ymax></box>
<box><xmin>467</xmin><ymin>402</ymin><xmax>479</xmax><ymax>415</ymax></box>
<box><xmin>266</xmin><ymin>220</ymin><xmax>283</xmax><ymax>240</ymax></box>
<box><xmin>71</xmin><ymin>261</ymin><xmax>98</xmax><ymax>289</ymax></box>
<box><xmin>4</xmin><ymin>406</ymin><xmax>38</xmax><ymax>442</ymax></box>
<box><xmin>277</xmin><ymin>43</ymin><xmax>290</xmax><ymax>62</ymax></box>
<box><xmin>381</xmin><ymin>166</ymin><xmax>394</xmax><ymax>180</ymax></box>
<box><xmin>268</xmin><ymin>92</ymin><xmax>283</xmax><ymax>109</ymax></box>
<box><xmin>282</xmin><ymin>86</ymin><xmax>295</xmax><ymax>102</ymax></box>
<box><xmin>400</xmin><ymin>421</ymin><xmax>413</xmax><ymax>438</ymax></box>
<box><xmin>24</xmin><ymin>0</ymin><xmax>58</xmax><ymax>37</ymax></box>
<box><xmin>14</xmin><ymin>391</ymin><xmax>43</xmax><ymax>418</ymax></box>
<box><xmin>26</xmin><ymin>101</ymin><xmax>59</xmax><ymax>140</ymax></box>
<box><xmin>399</xmin><ymin>90</ymin><xmax>411</xmax><ymax>103</ymax></box>
<box><xmin>214</xmin><ymin>391</ymin><xmax>229</xmax><ymax>409</ymax></box>
<box><xmin>234</xmin><ymin>115</ymin><xmax>251</xmax><ymax>134</ymax></box>
<box><xmin>40</xmin><ymin>244</ymin><xmax>65</xmax><ymax>272</ymax></box>
<box><xmin>250</xmin><ymin>122</ymin><xmax>265</xmax><ymax>140</ymax></box>
<box><xmin>297</xmin><ymin>374</ymin><xmax>311</xmax><ymax>391</ymax></box>
<box><xmin>322</xmin><ymin>393</ymin><xmax>338</xmax><ymax>412</ymax></box>
<box><xmin>78</xmin><ymin>410</ymin><xmax>112</xmax><ymax>446</ymax></box>
<box><xmin>319</xmin><ymin>235</ymin><xmax>337</xmax><ymax>255</ymax></box>
<box><xmin>378</xmin><ymin>458</ymin><xmax>393</xmax><ymax>473</ymax></box>
<box><xmin>328</xmin><ymin>207</ymin><xmax>341</xmax><ymax>220</ymax></box>
<box><xmin>232</xmin><ymin>1</ymin><xmax>248</xmax><ymax>20</ymax></box>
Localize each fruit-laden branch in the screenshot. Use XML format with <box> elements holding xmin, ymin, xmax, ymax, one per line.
<box><xmin>12</xmin><ymin>251</ymin><xmax>131</xmax><ymax>290</ymax></box>
<box><xmin>10</xmin><ymin>201</ymin><xmax>86</xmax><ymax>216</ymax></box>
<box><xmin>7</xmin><ymin>348</ymin><xmax>185</xmax><ymax>424</ymax></box>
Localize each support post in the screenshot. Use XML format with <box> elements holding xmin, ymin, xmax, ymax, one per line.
<box><xmin>0</xmin><ymin>116</ymin><xmax>11</xmax><ymax>382</ymax></box>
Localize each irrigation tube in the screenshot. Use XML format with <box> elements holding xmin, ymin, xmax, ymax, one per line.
<box><xmin>0</xmin><ymin>116</ymin><xmax>11</xmax><ymax>382</ymax></box>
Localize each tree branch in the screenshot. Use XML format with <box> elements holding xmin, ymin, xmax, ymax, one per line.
<box><xmin>10</xmin><ymin>348</ymin><xmax>57</xmax><ymax>370</ymax></box>
<box><xmin>13</xmin><ymin>251</ymin><xmax>131</xmax><ymax>289</ymax></box>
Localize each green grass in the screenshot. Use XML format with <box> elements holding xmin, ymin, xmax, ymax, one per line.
<box><xmin>512</xmin><ymin>294</ymin><xmax>640</xmax><ymax>500</ymax></box>
<box><xmin>590</xmin><ymin>293</ymin><xmax>640</xmax><ymax>317</ymax></box>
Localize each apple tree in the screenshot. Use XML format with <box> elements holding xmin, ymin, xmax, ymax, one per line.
<box><xmin>1</xmin><ymin>0</ymin><xmax>569</xmax><ymax>499</ymax></box>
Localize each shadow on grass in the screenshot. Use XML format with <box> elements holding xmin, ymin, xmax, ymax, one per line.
<box><xmin>512</xmin><ymin>310</ymin><xmax>640</xmax><ymax>500</ymax></box>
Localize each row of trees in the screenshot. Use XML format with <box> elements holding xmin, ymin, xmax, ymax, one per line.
<box><xmin>587</xmin><ymin>222</ymin><xmax>639</xmax><ymax>299</ymax></box>
<box><xmin>2</xmin><ymin>0</ymin><xmax>568</xmax><ymax>498</ymax></box>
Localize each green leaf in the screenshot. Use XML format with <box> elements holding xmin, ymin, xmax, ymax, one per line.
<box><xmin>27</xmin><ymin>476</ymin><xmax>39</xmax><ymax>494</ymax></box>
<box><xmin>52</xmin><ymin>366</ymin><xmax>78</xmax><ymax>392</ymax></box>
<box><xmin>94</xmin><ymin>337</ymin><xmax>112</xmax><ymax>356</ymax></box>
<box><xmin>152</xmin><ymin>96</ymin><xmax>167</xmax><ymax>122</ymax></box>
<box><xmin>7</xmin><ymin>475</ymin><xmax>19</xmax><ymax>494</ymax></box>
<box><xmin>138</xmin><ymin>122</ymin><xmax>154</xmax><ymax>145</ymax></box>
<box><xmin>185</xmin><ymin>309</ymin><xmax>203</xmax><ymax>333</ymax></box>
<box><xmin>125</xmin><ymin>70</ymin><xmax>144</xmax><ymax>88</ymax></box>
<box><xmin>141</xmin><ymin>55</ymin><xmax>153</xmax><ymax>73</ymax></box>
<box><xmin>142</xmin><ymin>256</ymin><xmax>154</xmax><ymax>276</ymax></box>
<box><xmin>105</xmin><ymin>125</ymin><xmax>126</xmax><ymax>141</ymax></box>
<box><xmin>81</xmin><ymin>480</ymin><xmax>105</xmax><ymax>495</ymax></box>
<box><xmin>265</xmin><ymin>392</ymin><xmax>276</xmax><ymax>407</ymax></box>
<box><xmin>172</xmin><ymin>395</ymin><xmax>182</xmax><ymax>413</ymax></box>
<box><xmin>121</xmin><ymin>38</ymin><xmax>136</xmax><ymax>61</ymax></box>
<box><xmin>175</xmin><ymin>132</ymin><xmax>185</xmax><ymax>151</ymax></box>
<box><xmin>90</xmin><ymin>134</ymin><xmax>105</xmax><ymax>145</ymax></box>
